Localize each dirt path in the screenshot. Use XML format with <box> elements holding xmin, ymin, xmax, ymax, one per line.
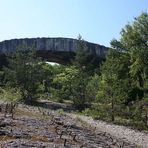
<box><xmin>0</xmin><ymin>104</ymin><xmax>136</xmax><ymax>148</ymax></box>
<box><xmin>69</xmin><ymin>114</ymin><xmax>148</xmax><ymax>148</ymax></box>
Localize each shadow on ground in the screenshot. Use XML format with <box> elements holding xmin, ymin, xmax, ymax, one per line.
<box><xmin>26</xmin><ymin>100</ymin><xmax>75</xmax><ymax>113</ymax></box>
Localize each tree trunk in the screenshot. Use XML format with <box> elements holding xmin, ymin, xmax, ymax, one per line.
<box><xmin>111</xmin><ymin>98</ymin><xmax>115</xmax><ymax>122</ymax></box>
<box><xmin>138</xmin><ymin>73</ymin><xmax>144</xmax><ymax>100</ymax></box>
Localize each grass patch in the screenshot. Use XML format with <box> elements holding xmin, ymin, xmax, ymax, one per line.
<box><xmin>31</xmin><ymin>135</ymin><xmax>49</xmax><ymax>142</ymax></box>
<box><xmin>0</xmin><ymin>135</ymin><xmax>15</xmax><ymax>141</ymax></box>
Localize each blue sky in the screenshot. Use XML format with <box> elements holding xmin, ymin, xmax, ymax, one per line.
<box><xmin>0</xmin><ymin>0</ymin><xmax>147</xmax><ymax>47</ymax></box>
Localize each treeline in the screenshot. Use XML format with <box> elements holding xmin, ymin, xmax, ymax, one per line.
<box><xmin>89</xmin><ymin>12</ymin><xmax>148</xmax><ymax>129</ymax></box>
<box><xmin>0</xmin><ymin>12</ymin><xmax>148</xmax><ymax>130</ymax></box>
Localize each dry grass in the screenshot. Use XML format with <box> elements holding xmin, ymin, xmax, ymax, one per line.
<box><xmin>15</xmin><ymin>108</ymin><xmax>42</xmax><ymax>119</ymax></box>
<box><xmin>54</xmin><ymin>138</ymin><xmax>64</xmax><ymax>144</ymax></box>
<box><xmin>0</xmin><ymin>135</ymin><xmax>15</xmax><ymax>141</ymax></box>
<box><xmin>31</xmin><ymin>135</ymin><xmax>49</xmax><ymax>142</ymax></box>
<box><xmin>48</xmin><ymin>126</ymin><xmax>58</xmax><ymax>134</ymax></box>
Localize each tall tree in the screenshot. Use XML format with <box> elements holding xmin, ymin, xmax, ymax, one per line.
<box><xmin>4</xmin><ymin>43</ymin><xmax>42</xmax><ymax>101</ymax></box>
<box><xmin>97</xmin><ymin>49</ymin><xmax>130</xmax><ymax>121</ymax></box>
<box><xmin>71</xmin><ymin>35</ymin><xmax>92</xmax><ymax>109</ymax></box>
<box><xmin>120</xmin><ymin>12</ymin><xmax>148</xmax><ymax>99</ymax></box>
<box><xmin>52</xmin><ymin>66</ymin><xmax>79</xmax><ymax>102</ymax></box>
<box><xmin>74</xmin><ymin>35</ymin><xmax>98</xmax><ymax>74</ymax></box>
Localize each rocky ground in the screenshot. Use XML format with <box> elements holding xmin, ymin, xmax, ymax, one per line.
<box><xmin>70</xmin><ymin>114</ymin><xmax>148</xmax><ymax>148</ymax></box>
<box><xmin>0</xmin><ymin>102</ymin><xmax>146</xmax><ymax>148</ymax></box>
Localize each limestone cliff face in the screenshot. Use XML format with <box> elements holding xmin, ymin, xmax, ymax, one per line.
<box><xmin>0</xmin><ymin>37</ymin><xmax>108</xmax><ymax>56</ymax></box>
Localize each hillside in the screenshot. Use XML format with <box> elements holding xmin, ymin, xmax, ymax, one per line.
<box><xmin>0</xmin><ymin>101</ymin><xmax>140</xmax><ymax>148</ymax></box>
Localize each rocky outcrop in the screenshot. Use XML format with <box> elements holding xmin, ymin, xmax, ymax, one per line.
<box><xmin>0</xmin><ymin>37</ymin><xmax>108</xmax><ymax>56</ymax></box>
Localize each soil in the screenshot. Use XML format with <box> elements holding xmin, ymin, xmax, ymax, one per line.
<box><xmin>0</xmin><ymin>101</ymin><xmax>146</xmax><ymax>148</ymax></box>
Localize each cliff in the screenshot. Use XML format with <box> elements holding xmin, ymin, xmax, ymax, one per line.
<box><xmin>0</xmin><ymin>37</ymin><xmax>108</xmax><ymax>56</ymax></box>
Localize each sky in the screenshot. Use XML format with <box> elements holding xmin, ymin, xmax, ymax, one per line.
<box><xmin>0</xmin><ymin>0</ymin><xmax>147</xmax><ymax>47</ymax></box>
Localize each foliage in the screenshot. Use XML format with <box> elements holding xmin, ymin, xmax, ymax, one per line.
<box><xmin>0</xmin><ymin>71</ymin><xmax>4</xmax><ymax>86</ymax></box>
<box><xmin>74</xmin><ymin>35</ymin><xmax>98</xmax><ymax>74</ymax></box>
<box><xmin>35</xmin><ymin>62</ymin><xmax>56</xmax><ymax>96</ymax></box>
<box><xmin>120</xmin><ymin>12</ymin><xmax>148</xmax><ymax>99</ymax></box>
<box><xmin>51</xmin><ymin>36</ymin><xmax>95</xmax><ymax>109</ymax></box>
<box><xmin>0</xmin><ymin>87</ymin><xmax>21</xmax><ymax>103</ymax></box>
<box><xmin>94</xmin><ymin>12</ymin><xmax>148</xmax><ymax>125</ymax></box>
<box><xmin>0</xmin><ymin>12</ymin><xmax>147</xmax><ymax>130</ymax></box>
<box><xmin>3</xmin><ymin>44</ymin><xmax>43</xmax><ymax>101</ymax></box>
<box><xmin>0</xmin><ymin>87</ymin><xmax>21</xmax><ymax>118</ymax></box>
<box><xmin>71</xmin><ymin>71</ymin><xmax>88</xmax><ymax>109</ymax></box>
<box><xmin>51</xmin><ymin>66</ymin><xmax>79</xmax><ymax>102</ymax></box>
<box><xmin>96</xmin><ymin>49</ymin><xmax>130</xmax><ymax>121</ymax></box>
<box><xmin>69</xmin><ymin>35</ymin><xmax>95</xmax><ymax>109</ymax></box>
<box><xmin>86</xmin><ymin>74</ymin><xmax>99</xmax><ymax>102</ymax></box>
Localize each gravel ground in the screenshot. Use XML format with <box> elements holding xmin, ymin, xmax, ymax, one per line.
<box><xmin>70</xmin><ymin>114</ymin><xmax>148</xmax><ymax>148</ymax></box>
<box><xmin>0</xmin><ymin>104</ymin><xmax>136</xmax><ymax>148</ymax></box>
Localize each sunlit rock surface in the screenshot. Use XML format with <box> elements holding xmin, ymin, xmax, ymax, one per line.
<box><xmin>0</xmin><ymin>37</ymin><xmax>108</xmax><ymax>56</ymax></box>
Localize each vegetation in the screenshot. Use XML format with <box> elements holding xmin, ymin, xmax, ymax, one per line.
<box><xmin>0</xmin><ymin>87</ymin><xmax>21</xmax><ymax>118</ymax></box>
<box><xmin>84</xmin><ymin>12</ymin><xmax>148</xmax><ymax>130</ymax></box>
<box><xmin>0</xmin><ymin>12</ymin><xmax>147</xmax><ymax>130</ymax></box>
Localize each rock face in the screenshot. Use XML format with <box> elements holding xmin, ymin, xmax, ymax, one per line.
<box><xmin>0</xmin><ymin>37</ymin><xmax>108</xmax><ymax>56</ymax></box>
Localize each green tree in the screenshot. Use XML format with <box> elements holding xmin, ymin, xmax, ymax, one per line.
<box><xmin>35</xmin><ymin>62</ymin><xmax>56</xmax><ymax>97</ymax></box>
<box><xmin>4</xmin><ymin>44</ymin><xmax>42</xmax><ymax>101</ymax></box>
<box><xmin>52</xmin><ymin>64</ymin><xmax>88</xmax><ymax>110</ymax></box>
<box><xmin>86</xmin><ymin>74</ymin><xmax>100</xmax><ymax>103</ymax></box>
<box><xmin>52</xmin><ymin>66</ymin><xmax>79</xmax><ymax>102</ymax></box>
<box><xmin>72</xmin><ymin>71</ymin><xmax>88</xmax><ymax>109</ymax></box>
<box><xmin>120</xmin><ymin>12</ymin><xmax>148</xmax><ymax>99</ymax></box>
<box><xmin>0</xmin><ymin>71</ymin><xmax>4</xmax><ymax>86</ymax></box>
<box><xmin>97</xmin><ymin>49</ymin><xmax>130</xmax><ymax>121</ymax></box>
<box><xmin>0</xmin><ymin>87</ymin><xmax>21</xmax><ymax>118</ymax></box>
<box><xmin>97</xmin><ymin>12</ymin><xmax>148</xmax><ymax>125</ymax></box>
<box><xmin>71</xmin><ymin>35</ymin><xmax>94</xmax><ymax>109</ymax></box>
<box><xmin>74</xmin><ymin>35</ymin><xmax>98</xmax><ymax>74</ymax></box>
